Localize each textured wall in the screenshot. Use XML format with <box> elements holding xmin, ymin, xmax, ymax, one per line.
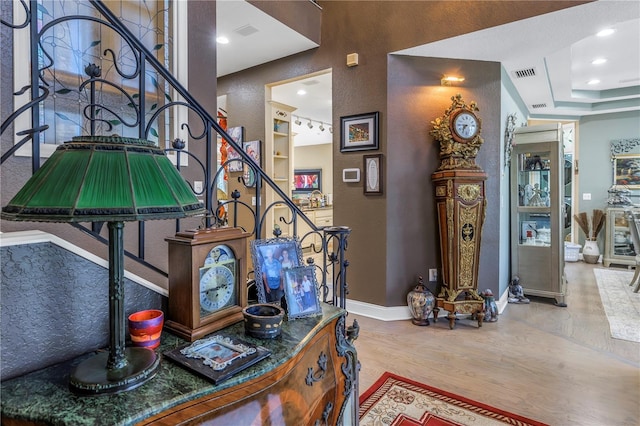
<box><xmin>1</xmin><ymin>242</ymin><xmax>164</xmax><ymax>380</ymax></box>
<box><xmin>217</xmin><ymin>1</ymin><xmax>580</xmax><ymax>306</ymax></box>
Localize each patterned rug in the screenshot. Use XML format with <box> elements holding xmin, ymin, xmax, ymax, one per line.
<box><xmin>359</xmin><ymin>372</ymin><xmax>548</xmax><ymax>426</ymax></box>
<box><xmin>593</xmin><ymin>268</ymin><xmax>640</xmax><ymax>343</ymax></box>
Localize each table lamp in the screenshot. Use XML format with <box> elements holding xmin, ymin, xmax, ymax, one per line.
<box><xmin>1</xmin><ymin>136</ymin><xmax>205</xmax><ymax>395</ymax></box>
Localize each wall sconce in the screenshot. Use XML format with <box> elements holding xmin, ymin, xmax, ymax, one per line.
<box><xmin>441</xmin><ymin>76</ymin><xmax>465</xmax><ymax>86</ymax></box>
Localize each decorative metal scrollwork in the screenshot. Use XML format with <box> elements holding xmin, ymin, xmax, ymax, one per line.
<box><xmin>611</xmin><ymin>138</ymin><xmax>640</xmax><ymax>157</ymax></box>
<box><xmin>305</xmin><ymin>351</ymin><xmax>327</xmax><ymax>386</ymax></box>
<box><xmin>313</xmin><ymin>402</ymin><xmax>333</xmax><ymax>426</ymax></box>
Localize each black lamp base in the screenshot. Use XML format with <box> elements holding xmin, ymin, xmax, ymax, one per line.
<box><xmin>69</xmin><ymin>347</ymin><xmax>160</xmax><ymax>395</ymax></box>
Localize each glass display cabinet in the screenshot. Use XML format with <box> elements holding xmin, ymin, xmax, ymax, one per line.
<box><xmin>510</xmin><ymin>124</ymin><xmax>566</xmax><ymax>306</ymax></box>
<box><xmin>603</xmin><ymin>207</ymin><xmax>636</xmax><ymax>267</ymax></box>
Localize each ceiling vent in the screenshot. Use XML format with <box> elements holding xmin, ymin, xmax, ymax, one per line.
<box><xmin>531</xmin><ymin>103</ymin><xmax>547</xmax><ymax>109</ymax></box>
<box><xmin>513</xmin><ymin>67</ymin><xmax>537</xmax><ymax>79</ymax></box>
<box><xmin>234</xmin><ymin>24</ymin><xmax>259</xmax><ymax>37</ymax></box>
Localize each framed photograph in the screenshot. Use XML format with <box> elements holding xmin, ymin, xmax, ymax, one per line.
<box><xmin>283</xmin><ymin>266</ymin><xmax>321</xmax><ymax>319</ymax></box>
<box><xmin>340</xmin><ymin>111</ymin><xmax>379</xmax><ymax>152</ymax></box>
<box><xmin>521</xmin><ymin>220</ymin><xmax>537</xmax><ymax>242</ymax></box>
<box><xmin>164</xmin><ymin>334</ymin><xmax>271</xmax><ymax>385</ymax></box>
<box><xmin>243</xmin><ymin>140</ymin><xmax>261</xmax><ymax>187</ymax></box>
<box><xmin>363</xmin><ymin>154</ymin><xmax>383</xmax><ymax>195</ymax></box>
<box><xmin>293</xmin><ymin>169</ymin><xmax>322</xmax><ymax>194</ymax></box>
<box><xmin>225</xmin><ymin>126</ymin><xmax>244</xmax><ymax>172</ymax></box>
<box><xmin>613</xmin><ymin>154</ymin><xmax>640</xmax><ymax>188</ymax></box>
<box><xmin>250</xmin><ymin>237</ymin><xmax>304</xmax><ymax>304</ymax></box>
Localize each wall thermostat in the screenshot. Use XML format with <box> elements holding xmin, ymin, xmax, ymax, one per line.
<box><xmin>342</xmin><ymin>168</ymin><xmax>360</xmax><ymax>182</ymax></box>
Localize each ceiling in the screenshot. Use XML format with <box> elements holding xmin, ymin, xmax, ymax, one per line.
<box><xmin>217</xmin><ymin>0</ymin><xmax>640</xmax><ymax>141</ymax></box>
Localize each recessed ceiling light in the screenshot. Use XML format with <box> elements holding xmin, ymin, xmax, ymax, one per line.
<box><xmin>596</xmin><ymin>28</ymin><xmax>615</xmax><ymax>37</ymax></box>
<box><xmin>587</xmin><ymin>79</ymin><xmax>601</xmax><ymax>85</ymax></box>
<box><xmin>591</xmin><ymin>58</ymin><xmax>607</xmax><ymax>65</ymax></box>
<box><xmin>216</xmin><ymin>36</ymin><xmax>229</xmax><ymax>44</ymax></box>
<box><xmin>297</xmin><ymin>89</ymin><xmax>307</xmax><ymax>95</ymax></box>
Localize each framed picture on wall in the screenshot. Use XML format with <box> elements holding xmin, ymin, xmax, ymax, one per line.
<box><xmin>363</xmin><ymin>154</ymin><xmax>383</xmax><ymax>195</ymax></box>
<box><xmin>340</xmin><ymin>112</ymin><xmax>379</xmax><ymax>152</ymax></box>
<box><xmin>242</xmin><ymin>140</ymin><xmax>261</xmax><ymax>187</ymax></box>
<box><xmin>225</xmin><ymin>126</ymin><xmax>244</xmax><ymax>173</ymax></box>
<box><xmin>613</xmin><ymin>154</ymin><xmax>640</xmax><ymax>188</ymax></box>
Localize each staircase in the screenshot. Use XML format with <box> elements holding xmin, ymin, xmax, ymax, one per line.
<box><xmin>0</xmin><ymin>0</ymin><xmax>350</xmax><ymax>307</ymax></box>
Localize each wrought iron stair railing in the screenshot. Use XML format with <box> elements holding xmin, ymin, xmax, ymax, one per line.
<box><xmin>1</xmin><ymin>0</ymin><xmax>351</xmax><ymax>308</ymax></box>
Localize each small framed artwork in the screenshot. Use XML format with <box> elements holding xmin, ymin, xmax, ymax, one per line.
<box><xmin>340</xmin><ymin>111</ymin><xmax>379</xmax><ymax>152</ymax></box>
<box><xmin>521</xmin><ymin>220</ymin><xmax>537</xmax><ymax>242</ymax></box>
<box><xmin>164</xmin><ymin>334</ymin><xmax>271</xmax><ymax>385</ymax></box>
<box><xmin>243</xmin><ymin>140</ymin><xmax>261</xmax><ymax>187</ymax></box>
<box><xmin>613</xmin><ymin>154</ymin><xmax>640</xmax><ymax>188</ymax></box>
<box><xmin>293</xmin><ymin>169</ymin><xmax>322</xmax><ymax>194</ymax></box>
<box><xmin>225</xmin><ymin>126</ymin><xmax>244</xmax><ymax>172</ymax></box>
<box><xmin>283</xmin><ymin>266</ymin><xmax>321</xmax><ymax>319</ymax></box>
<box><xmin>250</xmin><ymin>237</ymin><xmax>304</xmax><ymax>304</ymax></box>
<box><xmin>363</xmin><ymin>154</ymin><xmax>383</xmax><ymax>195</ymax></box>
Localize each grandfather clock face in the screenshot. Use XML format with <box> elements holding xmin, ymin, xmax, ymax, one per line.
<box><xmin>199</xmin><ymin>245</ymin><xmax>238</xmax><ymax>318</ymax></box>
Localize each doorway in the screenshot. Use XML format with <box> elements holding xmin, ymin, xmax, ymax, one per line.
<box><xmin>269</xmin><ymin>70</ymin><xmax>333</xmax><ymax>206</ymax></box>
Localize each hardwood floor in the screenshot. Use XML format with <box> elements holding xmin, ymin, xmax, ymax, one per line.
<box><xmin>351</xmin><ymin>262</ymin><xmax>640</xmax><ymax>426</ymax></box>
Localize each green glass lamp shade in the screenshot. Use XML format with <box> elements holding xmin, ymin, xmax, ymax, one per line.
<box><xmin>2</xmin><ymin>136</ymin><xmax>204</xmax><ymax>222</ymax></box>
<box><xmin>2</xmin><ymin>136</ymin><xmax>205</xmax><ymax>395</ymax></box>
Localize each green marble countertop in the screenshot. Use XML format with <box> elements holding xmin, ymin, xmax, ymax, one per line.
<box><xmin>1</xmin><ymin>304</ymin><xmax>344</xmax><ymax>426</ymax></box>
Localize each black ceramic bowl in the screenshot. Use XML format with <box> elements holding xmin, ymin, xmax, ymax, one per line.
<box><xmin>242</xmin><ymin>304</ymin><xmax>285</xmax><ymax>339</ymax></box>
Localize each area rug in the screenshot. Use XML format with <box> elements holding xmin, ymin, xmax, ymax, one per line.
<box><xmin>593</xmin><ymin>268</ymin><xmax>640</xmax><ymax>343</ymax></box>
<box><xmin>359</xmin><ymin>372</ymin><xmax>548</xmax><ymax>426</ymax></box>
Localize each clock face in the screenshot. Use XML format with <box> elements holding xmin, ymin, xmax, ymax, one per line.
<box><xmin>453</xmin><ymin>111</ymin><xmax>479</xmax><ymax>140</ymax></box>
<box><xmin>199</xmin><ymin>245</ymin><xmax>237</xmax><ymax>316</ymax></box>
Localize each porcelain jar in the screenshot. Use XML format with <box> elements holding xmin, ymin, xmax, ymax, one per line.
<box><xmin>407</xmin><ymin>276</ymin><xmax>435</xmax><ymax>326</ymax></box>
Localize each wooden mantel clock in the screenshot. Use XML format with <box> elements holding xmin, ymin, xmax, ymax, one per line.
<box><xmin>430</xmin><ymin>94</ymin><xmax>487</xmax><ymax>329</ymax></box>
<box><xmin>165</xmin><ymin>227</ymin><xmax>251</xmax><ymax>341</ymax></box>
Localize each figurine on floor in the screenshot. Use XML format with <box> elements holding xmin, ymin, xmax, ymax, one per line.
<box><xmin>508</xmin><ymin>275</ymin><xmax>530</xmax><ymax>304</ymax></box>
<box><xmin>482</xmin><ymin>289</ymin><xmax>499</xmax><ymax>322</ymax></box>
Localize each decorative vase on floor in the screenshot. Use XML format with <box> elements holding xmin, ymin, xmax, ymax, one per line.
<box><xmin>583</xmin><ymin>239</ymin><xmax>600</xmax><ymax>264</ymax></box>
<box><xmin>407</xmin><ymin>276</ymin><xmax>435</xmax><ymax>326</ymax></box>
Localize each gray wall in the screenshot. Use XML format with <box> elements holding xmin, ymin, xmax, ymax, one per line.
<box><xmin>1</xmin><ymin>241</ymin><xmax>163</xmax><ymax>380</ymax></box>
<box><xmin>576</xmin><ymin>110</ymin><xmax>640</xmax><ymax>248</ymax></box>
<box><xmin>500</xmin><ymin>67</ymin><xmax>530</xmax><ymax>295</ymax></box>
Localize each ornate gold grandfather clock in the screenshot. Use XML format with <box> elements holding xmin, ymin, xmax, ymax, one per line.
<box><xmin>430</xmin><ymin>94</ymin><xmax>486</xmax><ymax>329</ymax></box>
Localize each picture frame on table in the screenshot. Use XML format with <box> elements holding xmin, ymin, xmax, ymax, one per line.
<box><xmin>283</xmin><ymin>266</ymin><xmax>321</xmax><ymax>319</ymax></box>
<box><xmin>163</xmin><ymin>334</ymin><xmax>271</xmax><ymax>385</ymax></box>
<box><xmin>243</xmin><ymin>140</ymin><xmax>261</xmax><ymax>187</ymax></box>
<box><xmin>250</xmin><ymin>237</ymin><xmax>304</xmax><ymax>304</ymax></box>
<box><xmin>225</xmin><ymin>126</ymin><xmax>244</xmax><ymax>173</ymax></box>
<box><xmin>613</xmin><ymin>154</ymin><xmax>640</xmax><ymax>188</ymax></box>
<box><xmin>340</xmin><ymin>111</ymin><xmax>379</xmax><ymax>152</ymax></box>
<box><xmin>363</xmin><ymin>154</ymin><xmax>383</xmax><ymax>195</ymax></box>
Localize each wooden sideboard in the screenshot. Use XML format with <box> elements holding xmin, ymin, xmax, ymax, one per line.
<box><xmin>1</xmin><ymin>304</ymin><xmax>358</xmax><ymax>426</ymax></box>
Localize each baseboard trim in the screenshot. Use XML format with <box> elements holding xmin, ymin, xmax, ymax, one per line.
<box><xmin>345</xmin><ymin>299</ymin><xmax>412</xmax><ymax>321</ymax></box>
<box><xmin>0</xmin><ymin>230</ymin><xmax>167</xmax><ymax>297</ymax></box>
<box><xmin>347</xmin><ymin>288</ymin><xmax>511</xmax><ymax>322</ymax></box>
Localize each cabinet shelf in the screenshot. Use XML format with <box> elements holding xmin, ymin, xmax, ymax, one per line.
<box><xmin>266</xmin><ymin>101</ymin><xmax>296</xmax><ymax>238</ymax></box>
